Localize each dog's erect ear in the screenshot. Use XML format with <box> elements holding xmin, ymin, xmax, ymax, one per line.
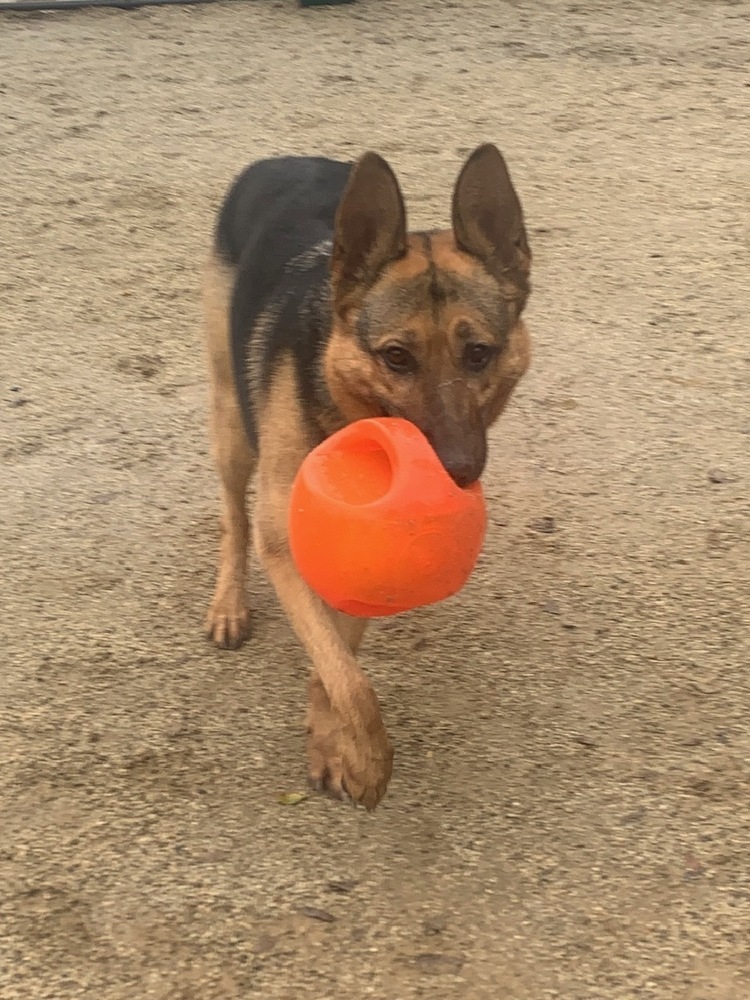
<box><xmin>331</xmin><ymin>152</ymin><xmax>407</xmax><ymax>313</ymax></box>
<box><xmin>452</xmin><ymin>144</ymin><xmax>530</xmax><ymax>283</ymax></box>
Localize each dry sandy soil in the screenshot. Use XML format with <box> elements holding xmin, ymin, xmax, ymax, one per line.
<box><xmin>1</xmin><ymin>1</ymin><xmax>749</xmax><ymax>997</ymax></box>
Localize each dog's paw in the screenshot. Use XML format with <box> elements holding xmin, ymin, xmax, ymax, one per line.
<box><xmin>307</xmin><ymin>678</ymin><xmax>348</xmax><ymax>800</ymax></box>
<box><xmin>307</xmin><ymin>725</ymin><xmax>348</xmax><ymax>802</ymax></box>
<box><xmin>338</xmin><ymin>711</ymin><xmax>394</xmax><ymax>812</ymax></box>
<box><xmin>307</xmin><ymin>682</ymin><xmax>393</xmax><ymax>811</ymax></box>
<box><xmin>205</xmin><ymin>588</ymin><xmax>250</xmax><ymax>649</ymax></box>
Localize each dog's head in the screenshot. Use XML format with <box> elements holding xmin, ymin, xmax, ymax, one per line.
<box><xmin>324</xmin><ymin>144</ymin><xmax>532</xmax><ymax>487</ymax></box>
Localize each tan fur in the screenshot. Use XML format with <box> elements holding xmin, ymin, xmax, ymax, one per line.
<box><xmin>203</xmin><ymin>252</ymin><xmax>256</xmax><ymax>648</ymax></box>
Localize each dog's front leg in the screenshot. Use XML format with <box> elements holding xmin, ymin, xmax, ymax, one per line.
<box><xmin>254</xmin><ymin>510</ymin><xmax>392</xmax><ymax>810</ymax></box>
<box><xmin>252</xmin><ymin>360</ymin><xmax>392</xmax><ymax>809</ymax></box>
<box><xmin>305</xmin><ymin>611</ymin><xmax>370</xmax><ymax>800</ymax></box>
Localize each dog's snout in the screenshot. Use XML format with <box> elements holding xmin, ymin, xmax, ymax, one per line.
<box><xmin>444</xmin><ymin>460</ymin><xmax>481</xmax><ymax>489</ymax></box>
<box><xmin>425</xmin><ymin>430</ymin><xmax>486</xmax><ymax>488</ymax></box>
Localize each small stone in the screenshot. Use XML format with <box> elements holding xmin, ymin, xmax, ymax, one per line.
<box><xmin>196</xmin><ymin>848</ymin><xmax>231</xmax><ymax>864</ymax></box>
<box><xmin>689</xmin><ymin>777</ymin><xmax>712</xmax><ymax>796</ymax></box>
<box><xmin>707</xmin><ymin>469</ymin><xmax>730</xmax><ymax>484</ymax></box>
<box><xmin>90</xmin><ymin>491</ymin><xmax>119</xmax><ymax>505</ymax></box>
<box><xmin>326</xmin><ymin>879</ymin><xmax>358</xmax><ymax>894</ymax></box>
<box><xmin>619</xmin><ymin>807</ymin><xmax>646</xmax><ymax>825</ymax></box>
<box><xmin>412</xmin><ymin>953</ymin><xmax>464</xmax><ymax>974</ymax></box>
<box><xmin>681</xmin><ymin>736</ymin><xmax>702</xmax><ymax>747</ymax></box>
<box><xmin>542</xmin><ymin>599</ymin><xmax>561</xmax><ymax>615</ymax></box>
<box><xmin>253</xmin><ymin>933</ymin><xmax>277</xmax><ymax>954</ymax></box>
<box><xmin>573</xmin><ymin>733</ymin><xmax>598</xmax><ymax>749</ymax></box>
<box><xmin>298</xmin><ymin>906</ymin><xmax>335</xmax><ymax>923</ymax></box>
<box><xmin>683</xmin><ymin>853</ymin><xmax>707</xmax><ymax>881</ymax></box>
<box><xmin>530</xmin><ymin>516</ymin><xmax>557</xmax><ymax>534</ymax></box>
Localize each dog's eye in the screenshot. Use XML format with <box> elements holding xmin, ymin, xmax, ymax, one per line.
<box><xmin>381</xmin><ymin>345</ymin><xmax>416</xmax><ymax>374</ymax></box>
<box><xmin>463</xmin><ymin>343</ymin><xmax>494</xmax><ymax>373</ymax></box>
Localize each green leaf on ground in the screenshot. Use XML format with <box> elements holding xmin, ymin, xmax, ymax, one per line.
<box><xmin>278</xmin><ymin>791</ymin><xmax>309</xmax><ymax>806</ymax></box>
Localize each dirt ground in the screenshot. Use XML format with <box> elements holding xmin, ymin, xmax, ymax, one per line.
<box><xmin>1</xmin><ymin>0</ymin><xmax>749</xmax><ymax>997</ymax></box>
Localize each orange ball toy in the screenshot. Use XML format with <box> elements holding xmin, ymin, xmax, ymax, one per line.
<box><xmin>288</xmin><ymin>417</ymin><xmax>487</xmax><ymax>618</ymax></box>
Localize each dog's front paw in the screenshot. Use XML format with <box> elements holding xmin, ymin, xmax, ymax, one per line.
<box><xmin>307</xmin><ymin>672</ymin><xmax>348</xmax><ymax>800</ymax></box>
<box><xmin>307</xmin><ymin>676</ymin><xmax>393</xmax><ymax>810</ymax></box>
<box><xmin>205</xmin><ymin>583</ymin><xmax>250</xmax><ymax>649</ymax></box>
<box><xmin>339</xmin><ymin>683</ymin><xmax>393</xmax><ymax>811</ymax></box>
<box><xmin>338</xmin><ymin>717</ymin><xmax>393</xmax><ymax>812</ymax></box>
<box><xmin>307</xmin><ymin>716</ymin><xmax>347</xmax><ymax>801</ymax></box>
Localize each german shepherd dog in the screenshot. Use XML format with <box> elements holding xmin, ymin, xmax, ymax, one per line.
<box><xmin>203</xmin><ymin>144</ymin><xmax>531</xmax><ymax>810</ymax></box>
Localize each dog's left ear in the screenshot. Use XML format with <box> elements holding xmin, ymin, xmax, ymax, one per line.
<box><xmin>331</xmin><ymin>152</ymin><xmax>407</xmax><ymax>314</ymax></box>
<box><xmin>452</xmin><ymin>144</ymin><xmax>530</xmax><ymax>283</ymax></box>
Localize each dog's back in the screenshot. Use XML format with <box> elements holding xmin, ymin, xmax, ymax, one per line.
<box><xmin>215</xmin><ymin>155</ymin><xmax>351</xmax><ymax>269</ymax></box>
<box><xmin>213</xmin><ymin>157</ymin><xmax>353</xmax><ymax>449</ymax></box>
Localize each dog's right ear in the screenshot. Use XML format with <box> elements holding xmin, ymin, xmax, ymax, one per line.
<box><xmin>331</xmin><ymin>152</ymin><xmax>407</xmax><ymax>314</ymax></box>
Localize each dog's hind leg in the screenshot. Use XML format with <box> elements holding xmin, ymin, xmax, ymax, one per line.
<box><xmin>203</xmin><ymin>252</ymin><xmax>256</xmax><ymax>648</ymax></box>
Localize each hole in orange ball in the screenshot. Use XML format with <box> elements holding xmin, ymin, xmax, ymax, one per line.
<box><xmin>315</xmin><ymin>439</ymin><xmax>394</xmax><ymax>506</ymax></box>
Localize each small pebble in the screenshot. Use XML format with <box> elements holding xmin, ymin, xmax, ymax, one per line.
<box><xmin>530</xmin><ymin>516</ymin><xmax>557</xmax><ymax>534</ymax></box>
<box><xmin>326</xmin><ymin>879</ymin><xmax>358</xmax><ymax>894</ymax></box>
<box><xmin>298</xmin><ymin>906</ymin><xmax>335</xmax><ymax>923</ymax></box>
<box><xmin>619</xmin><ymin>807</ymin><xmax>646</xmax><ymax>825</ymax></box>
<box><xmin>412</xmin><ymin>953</ymin><xmax>464</xmax><ymax>974</ymax></box>
<box><xmin>573</xmin><ymin>733</ymin><xmax>598</xmax><ymax>749</ymax></box>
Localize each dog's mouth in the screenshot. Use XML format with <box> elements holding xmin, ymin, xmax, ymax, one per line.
<box><xmin>373</xmin><ymin>397</ymin><xmax>485</xmax><ymax>488</ymax></box>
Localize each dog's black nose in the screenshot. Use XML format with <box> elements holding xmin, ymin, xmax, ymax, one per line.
<box><xmin>423</xmin><ymin>425</ymin><xmax>486</xmax><ymax>489</ymax></box>
<box><xmin>443</xmin><ymin>460</ymin><xmax>481</xmax><ymax>489</ymax></box>
<box><xmin>429</xmin><ymin>439</ymin><xmax>484</xmax><ymax>487</ymax></box>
